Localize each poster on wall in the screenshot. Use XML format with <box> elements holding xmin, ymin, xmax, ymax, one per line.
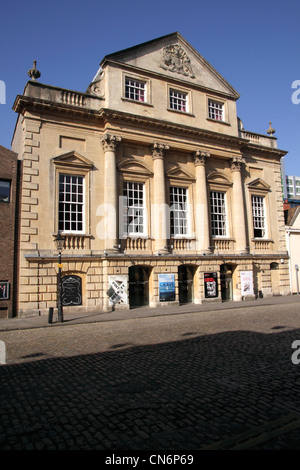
<box><xmin>204</xmin><ymin>272</ymin><xmax>218</xmax><ymax>298</ymax></box>
<box><xmin>240</xmin><ymin>271</ymin><xmax>254</xmax><ymax>296</ymax></box>
<box><xmin>159</xmin><ymin>274</ymin><xmax>175</xmax><ymax>301</ymax></box>
<box><xmin>0</xmin><ymin>281</ymin><xmax>9</xmax><ymax>300</ymax></box>
<box><xmin>61</xmin><ymin>275</ymin><xmax>82</xmax><ymax>306</ymax></box>
<box><xmin>108</xmin><ymin>275</ymin><xmax>128</xmax><ymax>306</ymax></box>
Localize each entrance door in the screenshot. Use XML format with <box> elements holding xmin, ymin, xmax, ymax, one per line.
<box><xmin>178</xmin><ymin>265</ymin><xmax>195</xmax><ymax>304</ymax></box>
<box><xmin>270</xmin><ymin>262</ymin><xmax>280</xmax><ymax>296</ymax></box>
<box><xmin>129</xmin><ymin>266</ymin><xmax>150</xmax><ymax>307</ymax></box>
<box><xmin>220</xmin><ymin>264</ymin><xmax>233</xmax><ymax>301</ymax></box>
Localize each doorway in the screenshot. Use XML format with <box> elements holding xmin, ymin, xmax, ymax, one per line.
<box><xmin>270</xmin><ymin>262</ymin><xmax>280</xmax><ymax>296</ymax></box>
<box><xmin>220</xmin><ymin>264</ymin><xmax>233</xmax><ymax>301</ymax></box>
<box><xmin>178</xmin><ymin>265</ymin><xmax>196</xmax><ymax>304</ymax></box>
<box><xmin>129</xmin><ymin>266</ymin><xmax>151</xmax><ymax>307</ymax></box>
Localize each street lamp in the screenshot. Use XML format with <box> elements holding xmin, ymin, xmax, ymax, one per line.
<box><xmin>54</xmin><ymin>232</ymin><xmax>65</xmax><ymax>322</ymax></box>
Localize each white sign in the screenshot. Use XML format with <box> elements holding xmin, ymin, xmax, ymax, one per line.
<box><xmin>0</xmin><ymin>341</ymin><xmax>6</xmax><ymax>365</ymax></box>
<box><xmin>108</xmin><ymin>275</ymin><xmax>128</xmax><ymax>306</ymax></box>
<box><xmin>240</xmin><ymin>271</ymin><xmax>254</xmax><ymax>296</ymax></box>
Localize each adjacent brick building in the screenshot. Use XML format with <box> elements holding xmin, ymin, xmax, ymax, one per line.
<box><xmin>0</xmin><ymin>145</ymin><xmax>21</xmax><ymax>317</ymax></box>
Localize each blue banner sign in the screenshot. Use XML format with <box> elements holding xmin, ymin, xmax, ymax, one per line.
<box><xmin>159</xmin><ymin>274</ymin><xmax>175</xmax><ymax>301</ymax></box>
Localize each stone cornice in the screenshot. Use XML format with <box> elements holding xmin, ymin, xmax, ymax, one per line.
<box><xmin>12</xmin><ymin>89</ymin><xmax>287</xmax><ymax>159</ymax></box>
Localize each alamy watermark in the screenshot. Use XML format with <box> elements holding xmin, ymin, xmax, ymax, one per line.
<box><xmin>0</xmin><ymin>341</ymin><xmax>6</xmax><ymax>365</ymax></box>
<box><xmin>0</xmin><ymin>81</ymin><xmax>5</xmax><ymax>104</ymax></box>
<box><xmin>95</xmin><ymin>199</ymin><xmax>208</xmax><ymax>241</ymax></box>
<box><xmin>291</xmin><ymin>80</ymin><xmax>300</xmax><ymax>105</ymax></box>
<box><xmin>291</xmin><ymin>340</ymin><xmax>300</xmax><ymax>364</ymax></box>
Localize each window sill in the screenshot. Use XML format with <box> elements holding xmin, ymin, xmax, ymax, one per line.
<box><xmin>251</xmin><ymin>238</ymin><xmax>273</xmax><ymax>242</ymax></box>
<box><xmin>206</xmin><ymin>118</ymin><xmax>231</xmax><ymax>126</ymax></box>
<box><xmin>167</xmin><ymin>108</ymin><xmax>195</xmax><ymax>117</ymax></box>
<box><xmin>123</xmin><ymin>234</ymin><xmax>149</xmax><ymax>239</ymax></box>
<box><xmin>121</xmin><ymin>97</ymin><xmax>154</xmax><ymax>107</ymax></box>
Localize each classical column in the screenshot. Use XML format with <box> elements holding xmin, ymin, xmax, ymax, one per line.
<box><xmin>229</xmin><ymin>156</ymin><xmax>248</xmax><ymax>254</ymax></box>
<box><xmin>101</xmin><ymin>133</ymin><xmax>122</xmax><ymax>251</ymax></box>
<box><xmin>152</xmin><ymin>142</ymin><xmax>169</xmax><ymax>253</ymax></box>
<box><xmin>193</xmin><ymin>150</ymin><xmax>211</xmax><ymax>254</ymax></box>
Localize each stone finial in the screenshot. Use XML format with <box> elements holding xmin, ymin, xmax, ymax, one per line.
<box><xmin>267</xmin><ymin>121</ymin><xmax>276</xmax><ymax>136</ymax></box>
<box><xmin>27</xmin><ymin>60</ymin><xmax>41</xmax><ymax>80</ymax></box>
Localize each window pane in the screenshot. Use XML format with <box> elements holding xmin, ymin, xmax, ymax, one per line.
<box><xmin>170</xmin><ymin>187</ymin><xmax>188</xmax><ymax>236</ymax></box>
<box><xmin>208</xmin><ymin>100</ymin><xmax>223</xmax><ymax>121</ymax></box>
<box><xmin>0</xmin><ymin>180</ymin><xmax>10</xmax><ymax>203</ymax></box>
<box><xmin>170</xmin><ymin>90</ymin><xmax>187</xmax><ymax>112</ymax></box>
<box><xmin>123</xmin><ymin>182</ymin><xmax>145</xmax><ymax>235</ymax></box>
<box><xmin>58</xmin><ymin>174</ymin><xmax>84</xmax><ymax>232</ymax></box>
<box><xmin>125</xmin><ymin>78</ymin><xmax>146</xmax><ymax>102</ymax></box>
<box><xmin>252</xmin><ymin>196</ymin><xmax>266</xmax><ymax>238</ymax></box>
<box><xmin>210</xmin><ymin>191</ymin><xmax>227</xmax><ymax>237</ymax></box>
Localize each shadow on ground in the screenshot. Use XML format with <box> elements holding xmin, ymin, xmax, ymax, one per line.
<box><xmin>1</xmin><ymin>327</ymin><xmax>300</xmax><ymax>450</ymax></box>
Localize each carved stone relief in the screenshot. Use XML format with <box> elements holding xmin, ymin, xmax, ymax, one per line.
<box><xmin>160</xmin><ymin>45</ymin><xmax>195</xmax><ymax>78</ymax></box>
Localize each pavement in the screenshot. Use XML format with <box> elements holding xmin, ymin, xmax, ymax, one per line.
<box><xmin>1</xmin><ymin>294</ymin><xmax>300</xmax><ymax>331</ymax></box>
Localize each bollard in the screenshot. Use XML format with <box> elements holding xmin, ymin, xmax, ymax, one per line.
<box><xmin>48</xmin><ymin>307</ymin><xmax>54</xmax><ymax>324</ymax></box>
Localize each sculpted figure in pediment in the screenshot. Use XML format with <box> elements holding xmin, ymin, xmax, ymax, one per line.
<box><xmin>160</xmin><ymin>45</ymin><xmax>195</xmax><ymax>78</ymax></box>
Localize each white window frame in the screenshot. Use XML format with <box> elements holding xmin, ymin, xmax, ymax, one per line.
<box><xmin>122</xmin><ymin>181</ymin><xmax>146</xmax><ymax>237</ymax></box>
<box><xmin>124</xmin><ymin>77</ymin><xmax>146</xmax><ymax>103</ymax></box>
<box><xmin>170</xmin><ymin>186</ymin><xmax>189</xmax><ymax>237</ymax></box>
<box><xmin>210</xmin><ymin>191</ymin><xmax>227</xmax><ymax>237</ymax></box>
<box><xmin>58</xmin><ymin>173</ymin><xmax>85</xmax><ymax>234</ymax></box>
<box><xmin>208</xmin><ymin>99</ymin><xmax>224</xmax><ymax>121</ymax></box>
<box><xmin>251</xmin><ymin>195</ymin><xmax>266</xmax><ymax>239</ymax></box>
<box><xmin>169</xmin><ymin>88</ymin><xmax>188</xmax><ymax>113</ymax></box>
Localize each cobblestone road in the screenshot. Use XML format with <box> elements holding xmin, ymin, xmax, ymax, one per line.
<box><xmin>1</xmin><ymin>300</ymin><xmax>300</xmax><ymax>450</ymax></box>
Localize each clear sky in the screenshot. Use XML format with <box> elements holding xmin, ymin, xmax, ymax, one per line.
<box><xmin>0</xmin><ymin>0</ymin><xmax>299</xmax><ymax>175</ymax></box>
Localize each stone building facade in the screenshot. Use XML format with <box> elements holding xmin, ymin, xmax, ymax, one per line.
<box><xmin>0</xmin><ymin>145</ymin><xmax>21</xmax><ymax>317</ymax></box>
<box><xmin>11</xmin><ymin>33</ymin><xmax>290</xmax><ymax>317</ymax></box>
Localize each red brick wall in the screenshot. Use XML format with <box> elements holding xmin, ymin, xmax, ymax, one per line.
<box><xmin>0</xmin><ymin>145</ymin><xmax>20</xmax><ymax>317</ymax></box>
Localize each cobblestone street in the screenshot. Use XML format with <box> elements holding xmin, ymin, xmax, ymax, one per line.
<box><xmin>1</xmin><ymin>298</ymin><xmax>300</xmax><ymax>451</ymax></box>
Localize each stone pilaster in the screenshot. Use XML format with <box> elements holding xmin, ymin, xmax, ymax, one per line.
<box><xmin>229</xmin><ymin>156</ymin><xmax>248</xmax><ymax>254</ymax></box>
<box><xmin>193</xmin><ymin>150</ymin><xmax>211</xmax><ymax>254</ymax></box>
<box><xmin>152</xmin><ymin>142</ymin><xmax>169</xmax><ymax>253</ymax></box>
<box><xmin>101</xmin><ymin>133</ymin><xmax>122</xmax><ymax>251</ymax></box>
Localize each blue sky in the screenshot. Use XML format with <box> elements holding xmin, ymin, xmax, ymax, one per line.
<box><xmin>0</xmin><ymin>0</ymin><xmax>299</xmax><ymax>175</ymax></box>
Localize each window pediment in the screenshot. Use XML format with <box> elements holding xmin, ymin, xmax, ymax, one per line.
<box><xmin>207</xmin><ymin>171</ymin><xmax>232</xmax><ymax>189</ymax></box>
<box><xmin>166</xmin><ymin>164</ymin><xmax>195</xmax><ymax>183</ymax></box>
<box><xmin>118</xmin><ymin>158</ymin><xmax>153</xmax><ymax>177</ymax></box>
<box><xmin>52</xmin><ymin>151</ymin><xmax>93</xmax><ymax>170</ymax></box>
<box><xmin>247</xmin><ymin>178</ymin><xmax>271</xmax><ymax>193</ymax></box>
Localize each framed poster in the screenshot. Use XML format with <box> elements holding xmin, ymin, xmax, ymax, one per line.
<box><xmin>0</xmin><ymin>281</ymin><xmax>9</xmax><ymax>300</ymax></box>
<box><xmin>240</xmin><ymin>271</ymin><xmax>254</xmax><ymax>296</ymax></box>
<box><xmin>204</xmin><ymin>272</ymin><xmax>218</xmax><ymax>298</ymax></box>
<box><xmin>159</xmin><ymin>274</ymin><xmax>175</xmax><ymax>301</ymax></box>
<box><xmin>108</xmin><ymin>275</ymin><xmax>128</xmax><ymax>306</ymax></box>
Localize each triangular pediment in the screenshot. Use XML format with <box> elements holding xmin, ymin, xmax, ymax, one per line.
<box><xmin>52</xmin><ymin>151</ymin><xmax>93</xmax><ymax>169</ymax></box>
<box><xmin>101</xmin><ymin>32</ymin><xmax>239</xmax><ymax>99</ymax></box>
<box><xmin>166</xmin><ymin>164</ymin><xmax>195</xmax><ymax>182</ymax></box>
<box><xmin>118</xmin><ymin>158</ymin><xmax>152</xmax><ymax>176</ymax></box>
<box><xmin>247</xmin><ymin>178</ymin><xmax>271</xmax><ymax>192</ymax></box>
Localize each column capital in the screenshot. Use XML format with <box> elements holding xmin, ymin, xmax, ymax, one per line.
<box><xmin>229</xmin><ymin>156</ymin><xmax>245</xmax><ymax>172</ymax></box>
<box><xmin>101</xmin><ymin>133</ymin><xmax>122</xmax><ymax>152</ymax></box>
<box><xmin>193</xmin><ymin>150</ymin><xmax>210</xmax><ymax>166</ymax></box>
<box><xmin>152</xmin><ymin>142</ymin><xmax>170</xmax><ymax>160</ymax></box>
